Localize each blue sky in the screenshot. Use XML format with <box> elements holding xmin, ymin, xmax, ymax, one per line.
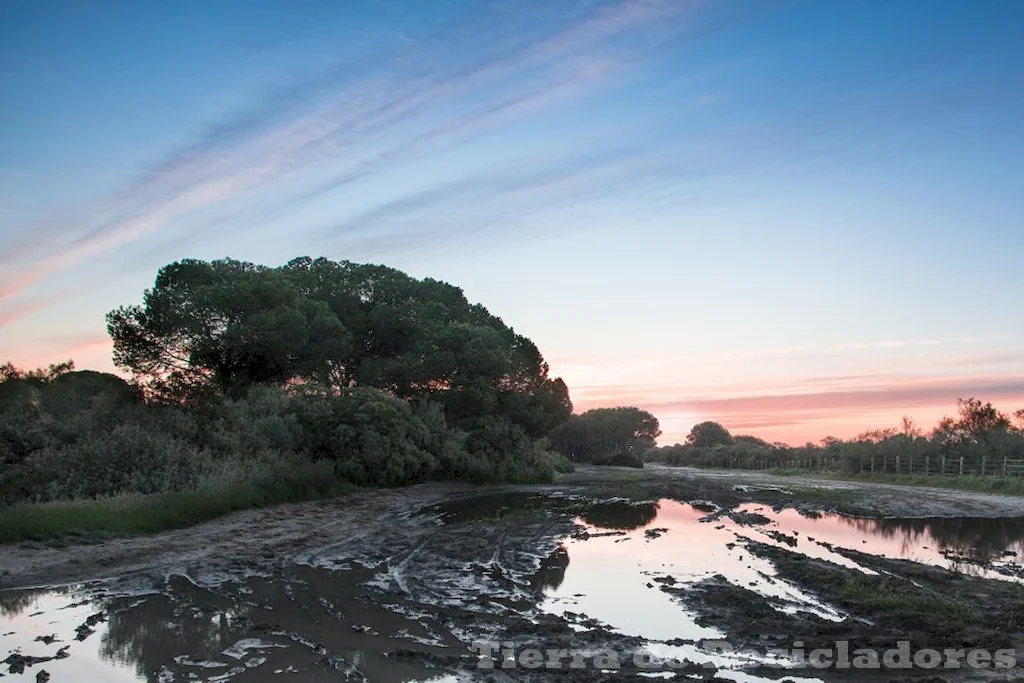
<box><xmin>2</xmin><ymin>0</ymin><xmax>1023</xmax><ymax>443</ymax></box>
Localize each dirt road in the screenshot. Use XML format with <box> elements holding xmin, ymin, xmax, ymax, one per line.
<box><xmin>4</xmin><ymin>466</ymin><xmax>1024</xmax><ymax>682</ymax></box>
<box><xmin>3</xmin><ymin>466</ymin><xmax>1023</xmax><ymax>591</ymax></box>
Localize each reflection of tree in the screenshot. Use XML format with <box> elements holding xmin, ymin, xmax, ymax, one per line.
<box><xmin>580</xmin><ymin>501</ymin><xmax>658</xmax><ymax>531</ymax></box>
<box><xmin>0</xmin><ymin>588</ymin><xmax>45</xmax><ymax>617</ymax></box>
<box><xmin>99</xmin><ymin>587</ymin><xmax>246</xmax><ymax>683</ymax></box>
<box><xmin>840</xmin><ymin>516</ymin><xmax>1024</xmax><ymax>563</ymax></box>
<box><xmin>531</xmin><ymin>544</ymin><xmax>569</xmax><ymax>592</ymax></box>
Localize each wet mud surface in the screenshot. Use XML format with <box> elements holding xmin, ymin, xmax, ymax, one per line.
<box><xmin>3</xmin><ymin>466</ymin><xmax>1024</xmax><ymax>682</ymax></box>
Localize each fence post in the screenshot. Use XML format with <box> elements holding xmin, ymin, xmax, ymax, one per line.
<box><xmin>896</xmin><ymin>455</ymin><xmax>900</xmax><ymax>474</ymax></box>
<box><xmin>982</xmin><ymin>456</ymin><xmax>986</xmax><ymax>477</ymax></box>
<box><xmin>1004</xmin><ymin>458</ymin><xmax>1008</xmax><ymax>477</ymax></box>
<box><xmin>871</xmin><ymin>456</ymin><xmax>875</xmax><ymax>474</ymax></box>
<box><xmin>941</xmin><ymin>455</ymin><xmax>946</xmax><ymax>475</ymax></box>
<box><xmin>925</xmin><ymin>455</ymin><xmax>929</xmax><ymax>476</ymax></box>
<box><xmin>959</xmin><ymin>456</ymin><xmax>964</xmax><ymax>476</ymax></box>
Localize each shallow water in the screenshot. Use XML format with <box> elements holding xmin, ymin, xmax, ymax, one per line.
<box><xmin>541</xmin><ymin>497</ymin><xmax>1024</xmax><ymax>642</ymax></box>
<box><xmin>3</xmin><ymin>493</ymin><xmax>1023</xmax><ymax>682</ymax></box>
<box><xmin>0</xmin><ymin>568</ymin><xmax>467</xmax><ymax>683</ymax></box>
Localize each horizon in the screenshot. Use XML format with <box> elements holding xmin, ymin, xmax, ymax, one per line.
<box><xmin>2</xmin><ymin>1</ymin><xmax>1023</xmax><ymax>446</ymax></box>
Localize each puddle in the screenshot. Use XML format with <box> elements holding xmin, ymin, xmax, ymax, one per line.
<box><xmin>539</xmin><ymin>500</ymin><xmax>847</xmax><ymax>647</ymax></box>
<box><xmin>725</xmin><ymin>503</ymin><xmax>1024</xmax><ymax>580</ymax></box>
<box><xmin>0</xmin><ymin>567</ymin><xmax>469</xmax><ymax>683</ymax></box>
<box><xmin>4</xmin><ymin>492</ymin><xmax>1024</xmax><ymax>682</ymax></box>
<box><xmin>537</xmin><ymin>498</ymin><xmax>1024</xmax><ymax>674</ymax></box>
<box><xmin>0</xmin><ymin>587</ymin><xmax>139</xmax><ymax>682</ymax></box>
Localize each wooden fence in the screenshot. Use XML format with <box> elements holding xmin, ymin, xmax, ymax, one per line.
<box><xmin>719</xmin><ymin>456</ymin><xmax>1024</xmax><ymax>477</ymax></box>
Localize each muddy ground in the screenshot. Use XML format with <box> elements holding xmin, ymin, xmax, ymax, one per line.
<box><xmin>3</xmin><ymin>465</ymin><xmax>1024</xmax><ymax>683</ymax></box>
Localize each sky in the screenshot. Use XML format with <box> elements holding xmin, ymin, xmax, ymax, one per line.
<box><xmin>2</xmin><ymin>0</ymin><xmax>1023</xmax><ymax>446</ymax></box>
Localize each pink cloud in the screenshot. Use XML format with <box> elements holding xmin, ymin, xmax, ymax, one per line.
<box><xmin>3</xmin><ymin>334</ymin><xmax>115</xmax><ymax>374</ymax></box>
<box><xmin>567</xmin><ymin>373</ymin><xmax>1024</xmax><ymax>446</ymax></box>
<box><xmin>0</xmin><ymin>295</ymin><xmax>61</xmax><ymax>327</ymax></box>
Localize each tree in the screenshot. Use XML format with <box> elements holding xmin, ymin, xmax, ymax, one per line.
<box><xmin>550</xmin><ymin>407</ymin><xmax>660</xmax><ymax>466</ymax></box>
<box><xmin>685</xmin><ymin>421</ymin><xmax>733</xmax><ymax>448</ymax></box>
<box><xmin>956</xmin><ymin>398</ymin><xmax>1010</xmax><ymax>442</ymax></box>
<box><xmin>107</xmin><ymin>260</ymin><xmax>351</xmax><ymax>399</ymax></box>
<box><xmin>0</xmin><ymin>360</ymin><xmax>78</xmax><ymax>412</ymax></box>
<box><xmin>855</xmin><ymin>427</ymin><xmax>898</xmax><ymax>443</ymax></box>
<box><xmin>932</xmin><ymin>397</ymin><xmax>1011</xmax><ymax>449</ymax></box>
<box><xmin>107</xmin><ymin>256</ymin><xmax>571</xmax><ymax>435</ymax></box>
<box><xmin>0</xmin><ymin>362</ymin><xmax>20</xmax><ymax>383</ymax></box>
<box><xmin>735</xmin><ymin>434</ymin><xmax>773</xmax><ymax>449</ymax></box>
<box><xmin>0</xmin><ymin>360</ymin><xmax>75</xmax><ymax>383</ymax></box>
<box><xmin>901</xmin><ymin>416</ymin><xmax>922</xmax><ymax>438</ymax></box>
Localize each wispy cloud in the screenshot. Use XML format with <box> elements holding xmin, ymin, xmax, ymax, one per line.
<box><xmin>837</xmin><ymin>339</ymin><xmax>942</xmax><ymax>350</ymax></box>
<box><xmin>0</xmin><ymin>293</ymin><xmax>70</xmax><ymax>327</ymax></box>
<box><xmin>0</xmin><ymin>0</ymin><xmax>703</xmax><ymax>299</ymax></box>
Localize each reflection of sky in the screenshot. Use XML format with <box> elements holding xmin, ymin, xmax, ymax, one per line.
<box><xmin>541</xmin><ymin>498</ymin><xmax>1024</xmax><ymax>647</ymax></box>
<box><xmin>540</xmin><ymin>500</ymin><xmax>845</xmax><ymax>644</ymax></box>
<box><xmin>747</xmin><ymin>506</ymin><xmax>1024</xmax><ymax>579</ymax></box>
<box><xmin>0</xmin><ymin>592</ymin><xmax>141</xmax><ymax>683</ymax></box>
<box><xmin>3</xmin><ymin>2</ymin><xmax>1024</xmax><ymax>445</ymax></box>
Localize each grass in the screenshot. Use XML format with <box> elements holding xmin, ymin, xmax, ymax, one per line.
<box><xmin>768</xmin><ymin>469</ymin><xmax>1024</xmax><ymax>496</ymax></box>
<box><xmin>837</xmin><ymin>574</ymin><xmax>979</xmax><ymax>627</ymax></box>
<box><xmin>0</xmin><ymin>467</ymin><xmax>359</xmax><ymax>545</ymax></box>
<box><xmin>801</xmin><ymin>567</ymin><xmax>979</xmax><ymax>633</ymax></box>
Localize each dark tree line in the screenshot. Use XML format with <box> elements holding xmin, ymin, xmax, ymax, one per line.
<box><xmin>1</xmin><ymin>257</ymin><xmax>655</xmax><ymax>507</ymax></box>
<box><xmin>646</xmin><ymin>398</ymin><xmax>1024</xmax><ymax>473</ymax></box>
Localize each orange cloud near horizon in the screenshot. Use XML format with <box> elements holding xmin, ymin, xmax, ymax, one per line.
<box><xmin>569</xmin><ymin>374</ymin><xmax>1024</xmax><ymax>446</ymax></box>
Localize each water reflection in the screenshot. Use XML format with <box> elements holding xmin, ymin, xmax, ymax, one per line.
<box><xmin>539</xmin><ymin>498</ymin><xmax>1024</xmax><ymax>650</ymax></box>
<box><xmin>723</xmin><ymin>506</ymin><xmax>1024</xmax><ymax>579</ymax></box>
<box><xmin>578</xmin><ymin>500</ymin><xmax>659</xmax><ymax>531</ymax></box>
<box><xmin>100</xmin><ymin>588</ymin><xmax>242</xmax><ymax>682</ymax></box>
<box><xmin>842</xmin><ymin>516</ymin><xmax>1024</xmax><ymax>564</ymax></box>
<box><xmin>4</xmin><ymin>494</ymin><xmax>1023</xmax><ymax>683</ymax></box>
<box><xmin>0</xmin><ymin>589</ymin><xmax>44</xmax><ymax>618</ymax></box>
<box><xmin>0</xmin><ymin>566</ymin><xmax>467</xmax><ymax>683</ymax></box>
<box><xmin>530</xmin><ymin>545</ymin><xmax>570</xmax><ymax>592</ymax></box>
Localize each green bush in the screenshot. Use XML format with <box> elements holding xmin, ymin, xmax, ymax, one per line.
<box><xmin>0</xmin><ymin>367</ymin><xmax>575</xmax><ymax>514</ymax></box>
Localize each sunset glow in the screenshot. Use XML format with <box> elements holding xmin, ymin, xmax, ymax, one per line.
<box><xmin>2</xmin><ymin>1</ymin><xmax>1022</xmax><ymax>445</ymax></box>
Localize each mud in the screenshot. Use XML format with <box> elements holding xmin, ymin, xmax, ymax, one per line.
<box><xmin>3</xmin><ymin>466</ymin><xmax>1024</xmax><ymax>682</ymax></box>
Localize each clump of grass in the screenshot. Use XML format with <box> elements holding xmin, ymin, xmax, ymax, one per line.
<box><xmin>0</xmin><ymin>461</ymin><xmax>357</xmax><ymax>544</ymax></box>
<box><xmin>837</xmin><ymin>575</ymin><xmax>979</xmax><ymax>630</ymax></box>
<box><xmin>769</xmin><ymin>468</ymin><xmax>806</xmax><ymax>476</ymax></box>
<box><xmin>770</xmin><ymin>470</ymin><xmax>1024</xmax><ymax>497</ymax></box>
